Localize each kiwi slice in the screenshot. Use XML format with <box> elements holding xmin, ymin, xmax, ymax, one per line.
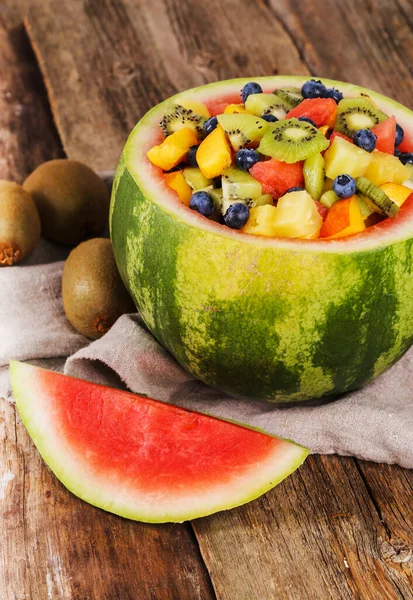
<box><xmin>274</xmin><ymin>87</ymin><xmax>303</xmax><ymax>110</ymax></box>
<box><xmin>161</xmin><ymin>104</ymin><xmax>206</xmax><ymax>139</ymax></box>
<box><xmin>244</xmin><ymin>94</ymin><xmax>286</xmax><ymax>119</ymax></box>
<box><xmin>257</xmin><ymin>118</ymin><xmax>329</xmax><ymax>163</ymax></box>
<box><xmin>355</xmin><ymin>177</ymin><xmax>399</xmax><ymax>217</ymax></box>
<box><xmin>183</xmin><ymin>167</ymin><xmax>212</xmax><ymax>190</ymax></box>
<box><xmin>356</xmin><ymin>195</ymin><xmax>376</xmax><ymax>218</ymax></box>
<box><xmin>335</xmin><ymin>98</ymin><xmax>388</xmax><ymax>137</ymax></box>
<box><xmin>221</xmin><ymin>167</ymin><xmax>263</xmax><ymax>213</ymax></box>
<box><xmin>319</xmin><ymin>189</ymin><xmax>339</xmax><ymax>208</ymax></box>
<box><xmin>303</xmin><ymin>153</ymin><xmax>325</xmax><ymax>200</ymax></box>
<box><xmin>217</xmin><ymin>114</ymin><xmax>268</xmax><ymax>151</ymax></box>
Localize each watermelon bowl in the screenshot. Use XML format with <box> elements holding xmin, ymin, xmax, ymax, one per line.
<box><xmin>110</xmin><ymin>76</ymin><xmax>413</xmax><ymax>404</ymax></box>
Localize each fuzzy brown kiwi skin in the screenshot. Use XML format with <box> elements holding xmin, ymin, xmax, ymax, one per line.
<box><xmin>62</xmin><ymin>238</ymin><xmax>135</xmax><ymax>339</ymax></box>
<box><xmin>0</xmin><ymin>181</ymin><xmax>41</xmax><ymax>266</ymax></box>
<box><xmin>23</xmin><ymin>159</ymin><xmax>110</xmax><ymax>247</ymax></box>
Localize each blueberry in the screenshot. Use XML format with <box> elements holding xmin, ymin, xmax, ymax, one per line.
<box><xmin>395</xmin><ymin>123</ymin><xmax>404</xmax><ymax>147</ymax></box>
<box><xmin>234</xmin><ymin>149</ymin><xmax>260</xmax><ymax>171</ymax></box>
<box><xmin>261</xmin><ymin>114</ymin><xmax>278</xmax><ymax>123</ymax></box>
<box><xmin>189</xmin><ymin>191</ymin><xmax>215</xmax><ymax>217</ymax></box>
<box><xmin>333</xmin><ymin>174</ymin><xmax>356</xmax><ymax>199</ymax></box>
<box><xmin>224</xmin><ymin>203</ymin><xmax>250</xmax><ymax>229</ymax></box>
<box><xmin>298</xmin><ymin>116</ymin><xmax>317</xmax><ymax>128</ymax></box>
<box><xmin>399</xmin><ymin>152</ymin><xmax>413</xmax><ymax>165</ymax></box>
<box><xmin>394</xmin><ymin>148</ymin><xmax>401</xmax><ymax>157</ymax></box>
<box><xmin>301</xmin><ymin>79</ymin><xmax>327</xmax><ymax>99</ymax></box>
<box><xmin>203</xmin><ymin>117</ymin><xmax>218</xmax><ymax>136</ymax></box>
<box><xmin>285</xmin><ymin>187</ymin><xmax>305</xmax><ymax>194</ymax></box>
<box><xmin>241</xmin><ymin>82</ymin><xmax>263</xmax><ymax>103</ymax></box>
<box><xmin>325</xmin><ymin>88</ymin><xmax>343</xmax><ymax>103</ymax></box>
<box><xmin>187</xmin><ymin>145</ymin><xmax>198</xmax><ymax>167</ymax></box>
<box><xmin>353</xmin><ymin>129</ymin><xmax>376</xmax><ymax>152</ymax></box>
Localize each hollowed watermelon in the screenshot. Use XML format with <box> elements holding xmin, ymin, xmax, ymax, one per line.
<box><xmin>110</xmin><ymin>76</ymin><xmax>413</xmax><ymax>403</ymax></box>
<box><xmin>10</xmin><ymin>361</ymin><xmax>308</xmax><ymax>522</ymax></box>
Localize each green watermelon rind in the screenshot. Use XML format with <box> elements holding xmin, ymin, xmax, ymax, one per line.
<box><xmin>10</xmin><ymin>360</ymin><xmax>309</xmax><ymax>523</ymax></box>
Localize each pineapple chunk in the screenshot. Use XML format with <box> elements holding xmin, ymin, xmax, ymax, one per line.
<box><xmin>242</xmin><ymin>205</ymin><xmax>278</xmax><ymax>237</ymax></box>
<box><xmin>365</xmin><ymin>151</ymin><xmax>411</xmax><ymax>186</ymax></box>
<box><xmin>196</xmin><ymin>125</ymin><xmax>232</xmax><ymax>179</ymax></box>
<box><xmin>273</xmin><ymin>190</ymin><xmax>323</xmax><ymax>239</ymax></box>
<box><xmin>324</xmin><ymin>136</ymin><xmax>372</xmax><ymax>180</ymax></box>
<box><xmin>164</xmin><ymin>171</ymin><xmax>192</xmax><ymax>206</ymax></box>
<box><xmin>379</xmin><ymin>183</ymin><xmax>412</xmax><ymax>207</ymax></box>
<box><xmin>147</xmin><ymin>128</ymin><xmax>198</xmax><ymax>171</ymax></box>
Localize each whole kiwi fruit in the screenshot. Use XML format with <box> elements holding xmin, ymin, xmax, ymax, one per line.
<box><xmin>62</xmin><ymin>238</ymin><xmax>135</xmax><ymax>339</ymax></box>
<box><xmin>23</xmin><ymin>159</ymin><xmax>109</xmax><ymax>246</ymax></box>
<box><xmin>0</xmin><ymin>180</ymin><xmax>41</xmax><ymax>265</ymax></box>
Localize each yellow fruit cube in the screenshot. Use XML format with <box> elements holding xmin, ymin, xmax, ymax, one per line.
<box><xmin>196</xmin><ymin>125</ymin><xmax>232</xmax><ymax>179</ymax></box>
<box><xmin>223</xmin><ymin>104</ymin><xmax>250</xmax><ymax>114</ymax></box>
<box><xmin>241</xmin><ymin>205</ymin><xmax>278</xmax><ymax>237</ymax></box>
<box><xmin>365</xmin><ymin>151</ymin><xmax>411</xmax><ymax>186</ymax></box>
<box><xmin>324</xmin><ymin>137</ymin><xmax>372</xmax><ymax>180</ymax></box>
<box><xmin>175</xmin><ymin>98</ymin><xmax>211</xmax><ymax>119</ymax></box>
<box><xmin>273</xmin><ymin>190</ymin><xmax>323</xmax><ymax>239</ymax></box>
<box><xmin>319</xmin><ymin>125</ymin><xmax>330</xmax><ymax>137</ymax></box>
<box><xmin>324</xmin><ymin>196</ymin><xmax>366</xmax><ymax>239</ymax></box>
<box><xmin>147</xmin><ymin>128</ymin><xmax>199</xmax><ymax>171</ymax></box>
<box><xmin>164</xmin><ymin>171</ymin><xmax>192</xmax><ymax>206</ymax></box>
<box><xmin>379</xmin><ymin>183</ymin><xmax>412</xmax><ymax>207</ymax></box>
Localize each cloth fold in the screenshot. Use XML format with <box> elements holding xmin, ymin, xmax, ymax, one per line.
<box><xmin>1</xmin><ymin>241</ymin><xmax>412</xmax><ymax>468</ymax></box>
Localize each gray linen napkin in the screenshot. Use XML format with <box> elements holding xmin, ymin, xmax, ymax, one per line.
<box><xmin>1</xmin><ymin>243</ymin><xmax>412</xmax><ymax>468</ymax></box>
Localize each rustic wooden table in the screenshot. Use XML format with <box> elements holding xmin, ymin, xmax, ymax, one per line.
<box><xmin>1</xmin><ymin>1</ymin><xmax>412</xmax><ymax>598</ymax></box>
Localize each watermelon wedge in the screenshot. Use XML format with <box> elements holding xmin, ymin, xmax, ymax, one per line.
<box><xmin>10</xmin><ymin>361</ymin><xmax>309</xmax><ymax>523</ymax></box>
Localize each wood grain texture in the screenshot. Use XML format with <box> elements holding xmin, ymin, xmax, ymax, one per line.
<box><xmin>0</xmin><ymin>16</ymin><xmax>214</xmax><ymax>600</ymax></box>
<box><xmin>194</xmin><ymin>456</ymin><xmax>413</xmax><ymax>600</ymax></box>
<box><xmin>24</xmin><ymin>0</ymin><xmax>308</xmax><ymax>172</ymax></box>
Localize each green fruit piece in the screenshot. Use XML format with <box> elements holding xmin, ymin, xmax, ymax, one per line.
<box><xmin>303</xmin><ymin>153</ymin><xmax>326</xmax><ymax>200</ymax></box>
<box><xmin>62</xmin><ymin>238</ymin><xmax>135</xmax><ymax>339</ymax></box>
<box><xmin>355</xmin><ymin>177</ymin><xmax>399</xmax><ymax>218</ymax></box>
<box><xmin>183</xmin><ymin>167</ymin><xmax>212</xmax><ymax>190</ymax></box>
<box><xmin>244</xmin><ymin>94</ymin><xmax>286</xmax><ymax>119</ymax></box>
<box><xmin>0</xmin><ymin>181</ymin><xmax>40</xmax><ymax>266</ymax></box>
<box><xmin>23</xmin><ymin>159</ymin><xmax>109</xmax><ymax>247</ymax></box>
<box><xmin>161</xmin><ymin>104</ymin><xmax>206</xmax><ymax>139</ymax></box>
<box><xmin>335</xmin><ymin>98</ymin><xmax>388</xmax><ymax>137</ymax></box>
<box><xmin>221</xmin><ymin>167</ymin><xmax>262</xmax><ymax>213</ymax></box>
<box><xmin>216</xmin><ymin>114</ymin><xmax>268</xmax><ymax>151</ymax></box>
<box><xmin>357</xmin><ymin>195</ymin><xmax>376</xmax><ymax>218</ymax></box>
<box><xmin>319</xmin><ymin>189</ymin><xmax>339</xmax><ymax>208</ymax></box>
<box><xmin>10</xmin><ymin>361</ymin><xmax>309</xmax><ymax>522</ymax></box>
<box><xmin>274</xmin><ymin>87</ymin><xmax>303</xmax><ymax>110</ymax></box>
<box><xmin>324</xmin><ymin>136</ymin><xmax>372</xmax><ymax>180</ymax></box>
<box><xmin>258</xmin><ymin>118</ymin><xmax>329</xmax><ymax>163</ymax></box>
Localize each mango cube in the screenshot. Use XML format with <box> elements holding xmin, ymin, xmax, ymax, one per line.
<box><xmin>324</xmin><ymin>137</ymin><xmax>372</xmax><ymax>180</ymax></box>
<box><xmin>197</xmin><ymin>125</ymin><xmax>232</xmax><ymax>179</ymax></box>
<box><xmin>164</xmin><ymin>171</ymin><xmax>192</xmax><ymax>206</ymax></box>
<box><xmin>147</xmin><ymin>128</ymin><xmax>198</xmax><ymax>171</ymax></box>
<box><xmin>379</xmin><ymin>183</ymin><xmax>412</xmax><ymax>207</ymax></box>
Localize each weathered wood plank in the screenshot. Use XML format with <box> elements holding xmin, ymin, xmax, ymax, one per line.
<box><xmin>24</xmin><ymin>0</ymin><xmax>308</xmax><ymax>172</ymax></box>
<box><xmin>0</xmin><ymin>20</ymin><xmax>214</xmax><ymax>600</ymax></box>
<box><xmin>267</xmin><ymin>0</ymin><xmax>413</xmax><ymax>109</ymax></box>
<box><xmin>194</xmin><ymin>456</ymin><xmax>413</xmax><ymax>600</ymax></box>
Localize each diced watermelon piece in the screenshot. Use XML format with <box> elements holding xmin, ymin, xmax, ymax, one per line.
<box><xmin>371</xmin><ymin>116</ymin><xmax>396</xmax><ymax>154</ymax></box>
<box><xmin>205</xmin><ymin>95</ymin><xmax>242</xmax><ymax>116</ymax></box>
<box><xmin>397</xmin><ymin>127</ymin><xmax>413</xmax><ymax>152</ymax></box>
<box><xmin>286</xmin><ymin>98</ymin><xmax>337</xmax><ymax>128</ymax></box>
<box><xmin>250</xmin><ymin>159</ymin><xmax>304</xmax><ymax>199</ymax></box>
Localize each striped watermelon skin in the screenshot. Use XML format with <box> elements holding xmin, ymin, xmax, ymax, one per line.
<box><xmin>110</xmin><ymin>77</ymin><xmax>413</xmax><ymax>403</ymax></box>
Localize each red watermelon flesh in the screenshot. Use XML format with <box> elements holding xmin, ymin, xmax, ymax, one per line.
<box><xmin>371</xmin><ymin>116</ymin><xmax>396</xmax><ymax>154</ymax></box>
<box><xmin>286</xmin><ymin>98</ymin><xmax>337</xmax><ymax>127</ymax></box>
<box><xmin>329</xmin><ymin>131</ymin><xmax>353</xmax><ymax>145</ymax></box>
<box><xmin>10</xmin><ymin>361</ymin><xmax>309</xmax><ymax>523</ymax></box>
<box><xmin>397</xmin><ymin>126</ymin><xmax>413</xmax><ymax>152</ymax></box>
<box><xmin>250</xmin><ymin>159</ymin><xmax>304</xmax><ymax>199</ymax></box>
<box><xmin>205</xmin><ymin>94</ymin><xmax>242</xmax><ymax>116</ymax></box>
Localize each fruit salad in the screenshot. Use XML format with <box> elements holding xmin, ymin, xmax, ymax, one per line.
<box><xmin>147</xmin><ymin>79</ymin><xmax>413</xmax><ymax>240</ymax></box>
